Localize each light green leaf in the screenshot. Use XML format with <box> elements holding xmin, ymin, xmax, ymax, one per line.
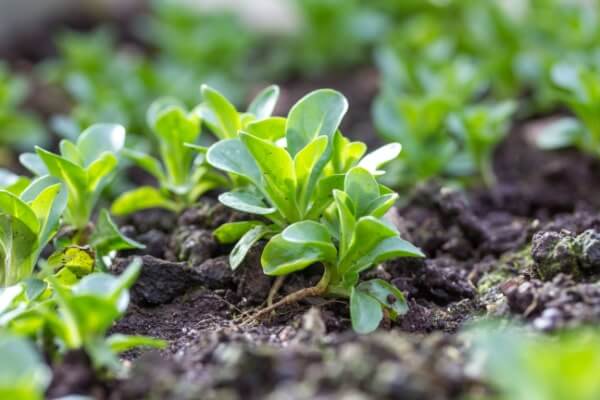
<box><xmin>247</xmin><ymin>85</ymin><xmax>280</xmax><ymax>120</ymax></box>
<box><xmin>358</xmin><ymin>143</ymin><xmax>402</xmax><ymax>176</ymax></box>
<box><xmin>365</xmin><ymin>193</ymin><xmax>398</xmax><ymax>218</ymax></box>
<box><xmin>535</xmin><ymin>117</ymin><xmax>583</xmax><ymax>150</ymax></box>
<box><xmin>262</xmin><ymin>221</ymin><xmax>336</xmax><ymax>276</ymax></box>
<box><xmin>106</xmin><ymin>334</ymin><xmax>166</xmax><ymax>354</ymax></box>
<box><xmin>59</xmin><ymin>140</ymin><xmax>82</xmax><ymax>165</ymax></box>
<box><xmin>344</xmin><ymin>167</ymin><xmax>380</xmax><ymax>217</ymax></box>
<box><xmin>86</xmin><ymin>152</ymin><xmax>118</xmax><ymax>193</ymax></box>
<box><xmin>294</xmin><ymin>135</ymin><xmax>328</xmax><ymax>212</ymax></box>
<box><xmin>286</xmin><ymin>89</ymin><xmax>348</xmax><ymax>157</ymax></box>
<box><xmin>76</xmin><ymin>124</ymin><xmax>125</xmax><ymax>167</ymax></box>
<box><xmin>0</xmin><ymin>335</ymin><xmax>51</xmax><ymax>400</ymax></box>
<box><xmin>350</xmin><ymin>287</ymin><xmax>383</xmax><ymax>334</ymax></box>
<box><xmin>0</xmin><ymin>190</ymin><xmax>40</xmax><ymax>234</ymax></box>
<box><xmin>245</xmin><ymin>117</ymin><xmax>287</xmax><ymax>141</ymax></box>
<box><xmin>122</xmin><ymin>149</ymin><xmax>166</xmax><ymax>183</ymax></box>
<box><xmin>28</xmin><ymin>183</ymin><xmax>67</xmax><ymax>249</ymax></box>
<box><xmin>206</xmin><ymin>138</ymin><xmax>261</xmax><ymax>184</ymax></box>
<box><xmin>112</xmin><ymin>186</ymin><xmax>178</xmax><ymax>215</ymax></box>
<box><xmin>357</xmin><ymin>279</ymin><xmax>408</xmax><ymax>318</ymax></box>
<box><xmin>0</xmin><ymin>214</ymin><xmax>37</xmax><ymax>287</ymax></box>
<box><xmin>229</xmin><ymin>225</ymin><xmax>274</xmax><ymax>270</ymax></box>
<box><xmin>333</xmin><ymin>190</ymin><xmax>356</xmax><ymax>258</ymax></box>
<box><xmin>47</xmin><ymin>246</ymin><xmax>95</xmax><ymax>278</ymax></box>
<box><xmin>240</xmin><ymin>132</ymin><xmax>298</xmax><ymax>221</ymax></box>
<box><xmin>199</xmin><ymin>84</ymin><xmax>241</xmax><ymax>139</ymax></box>
<box><xmin>213</xmin><ymin>221</ymin><xmax>265</xmax><ymax>244</ymax></box>
<box><xmin>19</xmin><ymin>153</ymin><xmax>48</xmax><ymax>176</ymax></box>
<box><xmin>90</xmin><ymin>209</ymin><xmax>145</xmax><ymax>256</ymax></box>
<box><xmin>218</xmin><ymin>191</ymin><xmax>275</xmax><ymax>215</ymax></box>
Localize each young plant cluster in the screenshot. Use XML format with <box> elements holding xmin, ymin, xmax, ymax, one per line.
<box><xmin>0</xmin><ymin>123</ymin><xmax>163</xmax><ymax>394</ymax></box>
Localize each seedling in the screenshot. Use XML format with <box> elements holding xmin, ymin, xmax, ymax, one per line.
<box><xmin>0</xmin><ymin>335</ymin><xmax>51</xmax><ymax>400</ymax></box>
<box><xmin>0</xmin><ymin>259</ymin><xmax>165</xmax><ymax>372</ymax></box>
<box><xmin>20</xmin><ymin>124</ymin><xmax>125</xmax><ymax>233</ymax></box>
<box><xmin>112</xmin><ymin>99</ymin><xmax>222</xmax><ymax>215</ymax></box>
<box><xmin>258</xmin><ymin>167</ymin><xmax>424</xmax><ymax>333</ymax></box>
<box><xmin>207</xmin><ymin>89</ymin><xmax>401</xmax><ymax>269</ymax></box>
<box><xmin>0</xmin><ymin>181</ymin><xmax>67</xmax><ymax>287</ymax></box>
<box><xmin>536</xmin><ymin>64</ymin><xmax>600</xmax><ymax>158</ymax></box>
<box><xmin>448</xmin><ymin>101</ymin><xmax>515</xmax><ymax>187</ymax></box>
<box><xmin>0</xmin><ymin>63</ymin><xmax>45</xmax><ymax>151</ymax></box>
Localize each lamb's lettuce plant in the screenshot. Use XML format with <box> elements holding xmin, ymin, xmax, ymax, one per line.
<box><xmin>206</xmin><ymin>89</ymin><xmax>401</xmax><ymax>269</ymax></box>
<box><xmin>0</xmin><ymin>259</ymin><xmax>165</xmax><ymax>372</ymax></box>
<box><xmin>0</xmin><ymin>63</ymin><xmax>46</xmax><ymax>152</ymax></box>
<box><xmin>20</xmin><ymin>124</ymin><xmax>125</xmax><ymax>233</ymax></box>
<box><xmin>112</xmin><ymin>99</ymin><xmax>221</xmax><ymax>215</ymax></box>
<box><xmin>0</xmin><ymin>334</ymin><xmax>51</xmax><ymax>400</ymax></box>
<box><xmin>448</xmin><ymin>101</ymin><xmax>515</xmax><ymax>187</ymax></box>
<box><xmin>536</xmin><ymin>64</ymin><xmax>600</xmax><ymax>158</ymax></box>
<box><xmin>259</xmin><ymin>167</ymin><xmax>424</xmax><ymax>334</ymax></box>
<box><xmin>0</xmin><ymin>182</ymin><xmax>67</xmax><ymax>287</ymax></box>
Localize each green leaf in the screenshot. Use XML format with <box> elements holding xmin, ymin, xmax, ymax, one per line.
<box><xmin>357</xmin><ymin>279</ymin><xmax>408</xmax><ymax>318</ymax></box>
<box><xmin>0</xmin><ymin>214</ymin><xmax>37</xmax><ymax>287</ymax></box>
<box><xmin>247</xmin><ymin>85</ymin><xmax>280</xmax><ymax>120</ymax></box>
<box><xmin>262</xmin><ymin>221</ymin><xmax>336</xmax><ymax>276</ymax></box>
<box><xmin>285</xmin><ymin>89</ymin><xmax>348</xmax><ymax>157</ymax></box>
<box><xmin>0</xmin><ymin>170</ymin><xmax>29</xmax><ymax>195</ymax></box>
<box><xmin>306</xmin><ymin>174</ymin><xmax>345</xmax><ymax>219</ymax></box>
<box><xmin>153</xmin><ymin>106</ymin><xmax>200</xmax><ymax>186</ymax></box>
<box><xmin>245</xmin><ymin>117</ymin><xmax>287</xmax><ymax>141</ymax></box>
<box><xmin>112</xmin><ymin>186</ymin><xmax>178</xmax><ymax>215</ymax></box>
<box><xmin>199</xmin><ymin>84</ymin><xmax>241</xmax><ymax>139</ymax></box>
<box><xmin>333</xmin><ymin>190</ymin><xmax>356</xmax><ymax>258</ymax></box>
<box><xmin>47</xmin><ymin>246</ymin><xmax>95</xmax><ymax>278</ymax></box>
<box><xmin>106</xmin><ymin>334</ymin><xmax>166</xmax><ymax>354</ymax></box>
<box><xmin>0</xmin><ymin>335</ymin><xmax>51</xmax><ymax>400</ymax></box>
<box><xmin>364</xmin><ymin>193</ymin><xmax>398</xmax><ymax>218</ymax></box>
<box><xmin>28</xmin><ymin>183</ymin><xmax>67</xmax><ymax>249</ymax></box>
<box><xmin>535</xmin><ymin>117</ymin><xmax>583</xmax><ymax>150</ymax></box>
<box><xmin>76</xmin><ymin>124</ymin><xmax>125</xmax><ymax>167</ymax></box>
<box><xmin>90</xmin><ymin>209</ymin><xmax>145</xmax><ymax>256</ymax></box>
<box><xmin>358</xmin><ymin>143</ymin><xmax>402</xmax><ymax>176</ymax></box>
<box><xmin>294</xmin><ymin>135</ymin><xmax>328</xmax><ymax>212</ymax></box>
<box><xmin>59</xmin><ymin>140</ymin><xmax>82</xmax><ymax>164</ymax></box>
<box><xmin>350</xmin><ymin>287</ymin><xmax>383</xmax><ymax>334</ymax></box>
<box><xmin>122</xmin><ymin>149</ymin><xmax>166</xmax><ymax>183</ymax></box>
<box><xmin>86</xmin><ymin>152</ymin><xmax>118</xmax><ymax>193</ymax></box>
<box><xmin>19</xmin><ymin>153</ymin><xmax>48</xmax><ymax>176</ymax></box>
<box><xmin>0</xmin><ymin>190</ymin><xmax>40</xmax><ymax>234</ymax></box>
<box><xmin>213</xmin><ymin>221</ymin><xmax>265</xmax><ymax>244</ymax></box>
<box><xmin>240</xmin><ymin>132</ymin><xmax>298</xmax><ymax>221</ymax></box>
<box><xmin>229</xmin><ymin>225</ymin><xmax>274</xmax><ymax>270</ymax></box>
<box><xmin>344</xmin><ymin>167</ymin><xmax>380</xmax><ymax>217</ymax></box>
<box><xmin>206</xmin><ymin>138</ymin><xmax>261</xmax><ymax>184</ymax></box>
<box><xmin>218</xmin><ymin>191</ymin><xmax>275</xmax><ymax>215</ymax></box>
<box><xmin>338</xmin><ymin>217</ymin><xmax>399</xmax><ymax>274</ymax></box>
<box><xmin>35</xmin><ymin>147</ymin><xmax>87</xmax><ymax>209</ymax></box>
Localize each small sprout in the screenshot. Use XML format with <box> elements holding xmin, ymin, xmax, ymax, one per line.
<box><xmin>0</xmin><ymin>182</ymin><xmax>67</xmax><ymax>287</ymax></box>
<box><xmin>260</xmin><ymin>166</ymin><xmax>424</xmax><ymax>334</ymax></box>
<box><xmin>447</xmin><ymin>101</ymin><xmax>515</xmax><ymax>187</ymax></box>
<box><xmin>206</xmin><ymin>88</ymin><xmax>401</xmax><ymax>269</ymax></box>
